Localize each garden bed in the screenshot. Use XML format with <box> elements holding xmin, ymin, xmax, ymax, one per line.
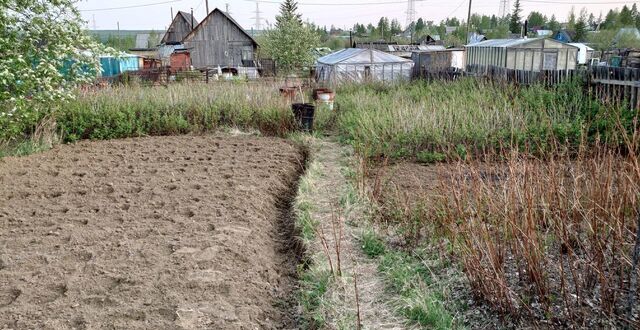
<box><xmin>0</xmin><ymin>134</ymin><xmax>305</xmax><ymax>329</ymax></box>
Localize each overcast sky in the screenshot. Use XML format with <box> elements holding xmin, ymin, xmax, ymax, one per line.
<box><xmin>76</xmin><ymin>0</ymin><xmax>638</xmax><ymax>31</ymax></box>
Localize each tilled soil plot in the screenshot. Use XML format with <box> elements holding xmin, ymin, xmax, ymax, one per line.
<box><xmin>0</xmin><ymin>134</ymin><xmax>305</xmax><ymax>329</ymax></box>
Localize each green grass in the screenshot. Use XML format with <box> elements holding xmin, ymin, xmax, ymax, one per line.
<box><xmin>335</xmin><ymin>78</ymin><xmax>633</xmax><ymax>160</ymax></box>
<box><xmin>299</xmin><ymin>266</ymin><xmax>332</xmax><ymax>329</ymax></box>
<box><xmin>0</xmin><ymin>139</ymin><xmax>52</xmax><ymax>158</ymax></box>
<box><xmin>361</xmin><ymin>230</ymin><xmax>458</xmax><ymax>329</ymax></box>
<box><xmin>58</xmin><ymin>82</ymin><xmax>297</xmax><ymax>142</ymax></box>
<box><xmin>361</xmin><ymin>229</ymin><xmax>386</xmax><ymax>258</ymax></box>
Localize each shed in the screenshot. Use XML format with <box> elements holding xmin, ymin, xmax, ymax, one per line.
<box><xmin>99</xmin><ymin>54</ymin><xmax>140</xmax><ymax>77</ymax></box>
<box><xmin>315</xmin><ymin>48</ymin><xmax>413</xmax><ymax>84</ymax></box>
<box><xmin>162</xmin><ymin>11</ymin><xmax>198</xmax><ymax>44</ymax></box>
<box><xmin>412</xmin><ymin>48</ymin><xmax>465</xmax><ymax>76</ymax></box>
<box><xmin>568</xmin><ymin>43</ymin><xmax>595</xmax><ymax>65</ymax></box>
<box><xmin>465</xmin><ymin>38</ymin><xmax>578</xmax><ymax>72</ymax></box>
<box><xmin>182</xmin><ymin>8</ymin><xmax>258</xmax><ymax>69</ymax></box>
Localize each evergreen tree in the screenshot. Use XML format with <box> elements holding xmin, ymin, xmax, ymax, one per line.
<box><xmin>568</xmin><ymin>7</ymin><xmax>576</xmax><ymax>30</ymax></box>
<box><xmin>575</xmin><ymin>10</ymin><xmax>588</xmax><ymax>41</ymax></box>
<box><xmin>588</xmin><ymin>13</ymin><xmax>596</xmax><ymax>30</ymax></box>
<box><xmin>490</xmin><ymin>15</ymin><xmax>498</xmax><ymax>28</ymax></box>
<box><xmin>527</xmin><ymin>11</ymin><xmax>546</xmax><ymax>27</ymax></box>
<box><xmin>262</xmin><ymin>0</ymin><xmax>319</xmax><ymax>73</ymax></box>
<box><xmin>390</xmin><ymin>19</ymin><xmax>402</xmax><ymax>35</ymax></box>
<box><xmin>547</xmin><ymin>14</ymin><xmax>561</xmax><ymax>31</ymax></box>
<box><xmin>415</xmin><ymin>18</ymin><xmax>426</xmax><ymax>32</ymax></box>
<box><xmin>602</xmin><ymin>9</ymin><xmax>619</xmax><ymax>29</ymax></box>
<box><xmin>619</xmin><ymin>5</ymin><xmax>634</xmax><ymax>26</ymax></box>
<box><xmin>509</xmin><ymin>0</ymin><xmax>522</xmax><ymax>33</ymax></box>
<box><xmin>275</xmin><ymin>0</ymin><xmax>301</xmax><ymax>27</ymax></box>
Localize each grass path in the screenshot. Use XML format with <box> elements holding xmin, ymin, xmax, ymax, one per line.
<box><xmin>298</xmin><ymin>138</ymin><xmax>404</xmax><ymax>329</ymax></box>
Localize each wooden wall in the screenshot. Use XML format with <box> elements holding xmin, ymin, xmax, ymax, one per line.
<box><xmin>162</xmin><ymin>13</ymin><xmax>193</xmax><ymax>44</ymax></box>
<box><xmin>183</xmin><ymin>10</ymin><xmax>257</xmax><ymax>69</ymax></box>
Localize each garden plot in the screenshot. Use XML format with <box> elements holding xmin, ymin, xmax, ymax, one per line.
<box><xmin>0</xmin><ymin>134</ymin><xmax>305</xmax><ymax>329</ymax></box>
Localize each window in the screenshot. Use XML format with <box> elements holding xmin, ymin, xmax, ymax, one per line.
<box><xmin>543</xmin><ymin>52</ymin><xmax>558</xmax><ymax>70</ymax></box>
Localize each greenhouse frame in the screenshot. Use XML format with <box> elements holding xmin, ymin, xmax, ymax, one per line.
<box><xmin>465</xmin><ymin>38</ymin><xmax>579</xmax><ymax>73</ymax></box>
<box><xmin>315</xmin><ymin>48</ymin><xmax>414</xmax><ymax>85</ymax></box>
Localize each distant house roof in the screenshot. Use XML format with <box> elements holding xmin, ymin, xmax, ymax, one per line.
<box><xmin>161</xmin><ymin>11</ymin><xmax>199</xmax><ymax>44</ymax></box>
<box><xmin>468</xmin><ymin>32</ymin><xmax>487</xmax><ymax>44</ymax></box>
<box><xmin>180</xmin><ymin>11</ymin><xmax>198</xmax><ymax>29</ymax></box>
<box><xmin>536</xmin><ymin>30</ymin><xmax>553</xmax><ymax>37</ymax></box>
<box><xmin>554</xmin><ymin>30</ymin><xmax>576</xmax><ymax>43</ymax></box>
<box><xmin>182</xmin><ymin>8</ymin><xmax>258</xmax><ymax>46</ymax></box>
<box><xmin>568</xmin><ymin>42</ymin><xmax>594</xmax><ymax>51</ymax></box>
<box><xmin>445</xmin><ymin>26</ymin><xmax>458</xmax><ymax>35</ymax></box>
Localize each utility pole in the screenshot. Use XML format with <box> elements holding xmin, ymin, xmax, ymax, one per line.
<box><xmin>171</xmin><ymin>7</ymin><xmax>174</xmax><ymax>20</ymax></box>
<box><xmin>252</xmin><ymin>1</ymin><xmax>262</xmax><ymax>31</ymax></box>
<box><xmin>92</xmin><ymin>14</ymin><xmax>97</xmax><ymax>30</ymax></box>
<box><xmin>405</xmin><ymin>0</ymin><xmax>416</xmax><ymax>28</ymax></box>
<box><xmin>465</xmin><ymin>0</ymin><xmax>472</xmax><ymax>45</ymax></box>
<box><xmin>225</xmin><ymin>3</ymin><xmax>231</xmax><ymax>16</ymax></box>
<box><xmin>498</xmin><ymin>0</ymin><xmax>510</xmax><ymax>18</ymax></box>
<box><xmin>206</xmin><ymin>0</ymin><xmax>209</xmax><ymax>15</ymax></box>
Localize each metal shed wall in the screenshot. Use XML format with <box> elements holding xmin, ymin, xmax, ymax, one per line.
<box><xmin>183</xmin><ymin>10</ymin><xmax>257</xmax><ymax>69</ymax></box>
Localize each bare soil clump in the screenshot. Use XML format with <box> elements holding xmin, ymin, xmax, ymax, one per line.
<box><xmin>0</xmin><ymin>134</ymin><xmax>305</xmax><ymax>329</ymax></box>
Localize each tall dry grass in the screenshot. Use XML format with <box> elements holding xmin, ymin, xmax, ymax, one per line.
<box><xmin>371</xmin><ymin>130</ymin><xmax>640</xmax><ymax>326</ymax></box>
<box><xmin>58</xmin><ymin>82</ymin><xmax>297</xmax><ymax>142</ymax></box>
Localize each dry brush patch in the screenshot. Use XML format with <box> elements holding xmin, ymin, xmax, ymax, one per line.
<box><xmin>372</xmin><ymin>146</ymin><xmax>640</xmax><ymax>327</ymax></box>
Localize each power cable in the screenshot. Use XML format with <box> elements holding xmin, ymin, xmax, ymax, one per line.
<box><xmin>80</xmin><ymin>0</ymin><xmax>185</xmax><ymax>12</ymax></box>
<box><xmin>521</xmin><ymin>0</ymin><xmax>638</xmax><ymax>4</ymax></box>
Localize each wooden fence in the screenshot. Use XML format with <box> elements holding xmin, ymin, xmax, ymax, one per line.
<box><xmin>589</xmin><ymin>66</ymin><xmax>640</xmax><ymax>110</ymax></box>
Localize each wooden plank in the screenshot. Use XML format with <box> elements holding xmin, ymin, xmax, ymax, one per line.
<box><xmin>592</xmin><ymin>79</ymin><xmax>640</xmax><ymax>87</ymax></box>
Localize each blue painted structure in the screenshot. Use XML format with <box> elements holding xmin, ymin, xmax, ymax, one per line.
<box><xmin>99</xmin><ymin>54</ymin><xmax>140</xmax><ymax>77</ymax></box>
<box><xmin>554</xmin><ymin>30</ymin><xmax>574</xmax><ymax>43</ymax></box>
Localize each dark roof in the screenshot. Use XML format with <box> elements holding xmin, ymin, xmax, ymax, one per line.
<box><xmin>182</xmin><ymin>8</ymin><xmax>258</xmax><ymax>46</ymax></box>
<box><xmin>178</xmin><ymin>11</ymin><xmax>198</xmax><ymax>30</ymax></box>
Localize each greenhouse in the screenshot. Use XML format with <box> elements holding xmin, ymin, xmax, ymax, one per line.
<box><xmin>465</xmin><ymin>38</ymin><xmax>578</xmax><ymax>73</ymax></box>
<box><xmin>315</xmin><ymin>48</ymin><xmax>413</xmax><ymax>85</ymax></box>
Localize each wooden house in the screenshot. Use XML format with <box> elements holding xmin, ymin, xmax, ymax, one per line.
<box><xmin>162</xmin><ymin>11</ymin><xmax>198</xmax><ymax>44</ymax></box>
<box><xmin>182</xmin><ymin>8</ymin><xmax>258</xmax><ymax>69</ymax></box>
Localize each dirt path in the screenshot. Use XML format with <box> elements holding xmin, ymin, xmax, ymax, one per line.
<box><xmin>306</xmin><ymin>139</ymin><xmax>404</xmax><ymax>329</ymax></box>
<box><xmin>0</xmin><ymin>134</ymin><xmax>304</xmax><ymax>329</ymax></box>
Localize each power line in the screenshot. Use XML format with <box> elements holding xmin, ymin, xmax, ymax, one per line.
<box><xmin>80</xmin><ymin>0</ymin><xmax>184</xmax><ymax>12</ymax></box>
<box><xmin>521</xmin><ymin>0</ymin><xmax>638</xmax><ymax>3</ymax></box>
<box><xmin>244</xmin><ymin>0</ymin><xmax>430</xmax><ymax>6</ymax></box>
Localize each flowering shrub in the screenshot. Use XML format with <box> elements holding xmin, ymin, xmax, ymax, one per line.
<box><xmin>0</xmin><ymin>0</ymin><xmax>105</xmax><ymax>142</ymax></box>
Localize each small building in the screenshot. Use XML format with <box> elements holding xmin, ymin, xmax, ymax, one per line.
<box><xmin>536</xmin><ymin>30</ymin><xmax>553</xmax><ymax>37</ymax></box>
<box><xmin>182</xmin><ymin>8</ymin><xmax>258</xmax><ymax>69</ymax></box>
<box><xmin>162</xmin><ymin>11</ymin><xmax>198</xmax><ymax>44</ymax></box>
<box><xmin>465</xmin><ymin>38</ymin><xmax>579</xmax><ymax>72</ymax></box>
<box><xmin>568</xmin><ymin>43</ymin><xmax>595</xmax><ymax>65</ymax></box>
<box><xmin>412</xmin><ymin>48</ymin><xmax>465</xmax><ymax>77</ymax></box>
<box><xmin>99</xmin><ymin>54</ymin><xmax>140</xmax><ymax>77</ymax></box>
<box><xmin>554</xmin><ymin>30</ymin><xmax>575</xmax><ymax>43</ymax></box>
<box><xmin>315</xmin><ymin>48</ymin><xmax>414</xmax><ymax>85</ymax></box>
<box><xmin>169</xmin><ymin>50</ymin><xmax>191</xmax><ymax>73</ymax></box>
